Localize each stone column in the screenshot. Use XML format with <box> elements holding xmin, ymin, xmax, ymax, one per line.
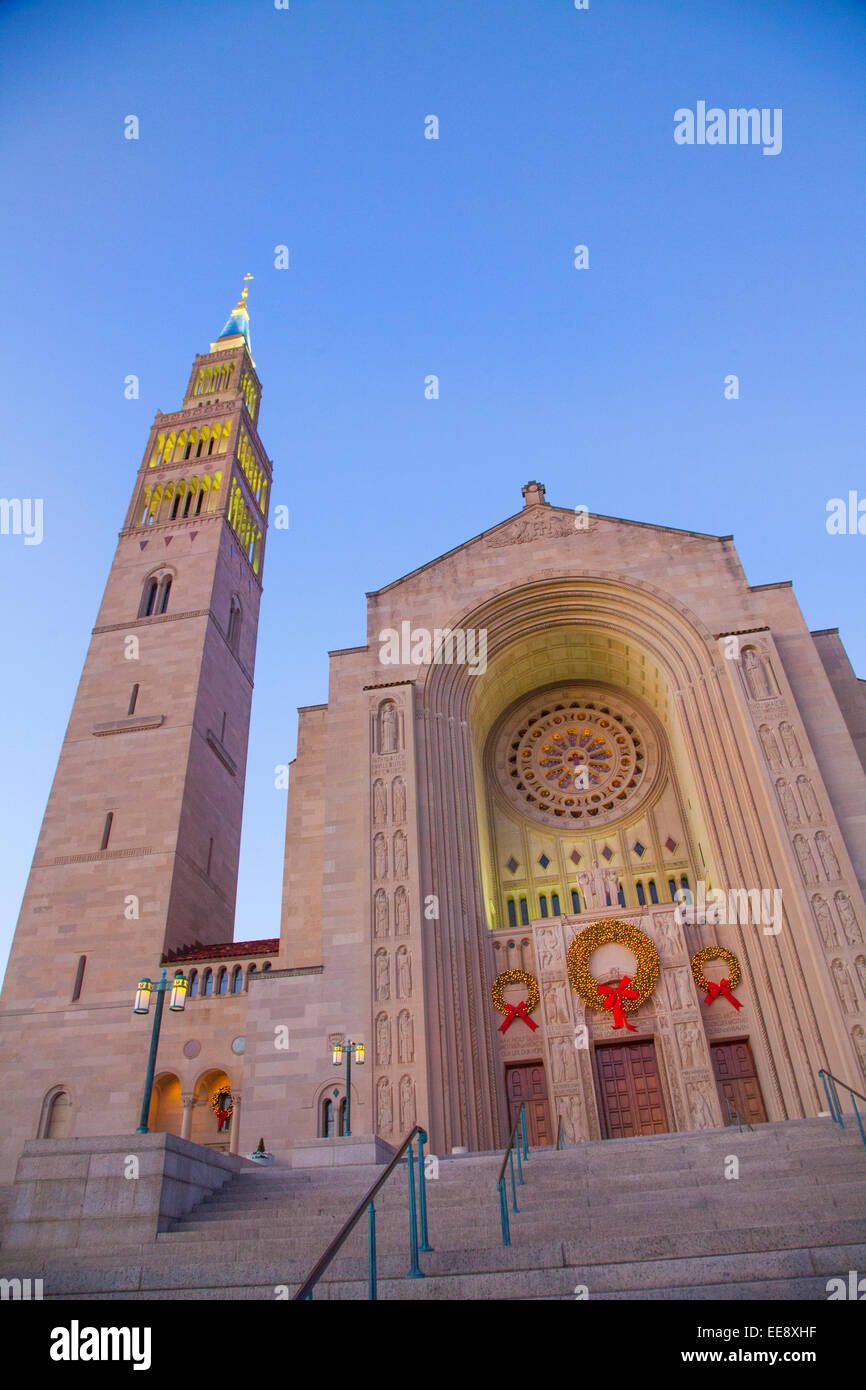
<box><xmin>180</xmin><ymin>1093</ymin><xmax>195</xmax><ymax>1141</ymax></box>
<box><xmin>229</xmin><ymin>1093</ymin><xmax>242</xmax><ymax>1155</ymax></box>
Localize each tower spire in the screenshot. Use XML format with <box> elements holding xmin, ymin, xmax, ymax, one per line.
<box><xmin>212</xmin><ymin>274</ymin><xmax>254</xmax><ymax>357</ymax></box>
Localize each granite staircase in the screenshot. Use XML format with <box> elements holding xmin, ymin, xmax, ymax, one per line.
<box><xmin>6</xmin><ymin>1117</ymin><xmax>866</xmax><ymax>1300</ymax></box>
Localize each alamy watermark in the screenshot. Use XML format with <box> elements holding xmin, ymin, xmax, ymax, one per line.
<box><xmin>674</xmin><ymin>103</ymin><xmax>782</xmax><ymax>156</ymax></box>
<box><xmin>674</xmin><ymin>882</ymin><xmax>783</xmax><ymax>936</ymax></box>
<box><xmin>379</xmin><ymin>621</ymin><xmax>487</xmax><ymax>675</ymax></box>
<box><xmin>0</xmin><ymin>498</ymin><xmax>43</xmax><ymax>545</ymax></box>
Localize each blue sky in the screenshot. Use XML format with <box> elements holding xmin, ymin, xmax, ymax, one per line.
<box><xmin>1</xmin><ymin>0</ymin><xmax>864</xmax><ymax>974</ymax></box>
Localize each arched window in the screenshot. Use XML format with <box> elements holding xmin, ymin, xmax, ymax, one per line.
<box><xmin>539</xmin><ymin>894</ymin><xmax>549</xmax><ymax>919</ymax></box>
<box><xmin>507</xmin><ymin>898</ymin><xmax>517</xmax><ymax>928</ymax></box>
<box><xmin>338</xmin><ymin>1097</ymin><xmax>348</xmax><ymax>1137</ymax></box>
<box><xmin>188</xmin><ymin>969</ymin><xmax>199</xmax><ymax>998</ymax></box>
<box><xmin>128</xmin><ymin>684</ymin><xmax>140</xmax><ymax>716</ymax></box>
<box><xmin>140</xmin><ymin>577</ymin><xmax>158</xmax><ymax>617</ymax></box>
<box><xmin>681</xmin><ymin>874</ymin><xmax>690</xmax><ymax>892</ymax></box>
<box><xmin>321</xmin><ymin>1098</ymin><xmax>334</xmax><ymax>1138</ymax></box>
<box><xmin>636</xmin><ymin>882</ymin><xmax>646</xmax><ymax>907</ymax></box>
<box><xmin>232</xmin><ymin>966</ymin><xmax>243</xmax><ymax>994</ymax></box>
<box><xmin>183</xmin><ymin>486</ymin><xmax>195</xmax><ymax>517</ymax></box>
<box><xmin>202</xmin><ymin>968</ymin><xmax>213</xmax><ymax>997</ymax></box>
<box><xmin>551</xmin><ymin>892</ymin><xmax>561</xmax><ymax>916</ymax></box>
<box><xmin>100</xmin><ymin>812</ymin><xmax>114</xmax><ymax>850</ymax></box>
<box><xmin>617</xmin><ymin>886</ymin><xmax>626</xmax><ymax>907</ymax></box>
<box><xmin>156</xmin><ymin>575</ymin><xmax>171</xmax><ymax>614</ymax></box>
<box><xmin>247</xmin><ymin>963</ymin><xmax>257</xmax><ymax>987</ymax></box>
<box><xmin>668</xmin><ymin>879</ymin><xmax>678</xmax><ymax>903</ymax></box>
<box><xmin>519</xmin><ymin>898</ymin><xmax>529</xmax><ymax>926</ymax></box>
<box><xmin>262</xmin><ymin>962</ymin><xmax>272</xmax><ymax>972</ymax></box>
<box><xmin>71</xmin><ymin>955</ymin><xmax>86</xmax><ymax>1002</ymax></box>
<box><xmin>571</xmin><ymin>889</ymin><xmax>581</xmax><ymax>913</ymax></box>
<box><xmin>217</xmin><ymin>967</ymin><xmax>228</xmax><ymax>996</ymax></box>
<box><xmin>648</xmin><ymin>880</ymin><xmax>659</xmax><ymax>905</ymax></box>
<box><xmin>43</xmin><ymin>1089</ymin><xmax>72</xmax><ymax>1139</ymax></box>
<box><xmin>170</xmin><ymin>488</ymin><xmax>182</xmax><ymax>520</ymax></box>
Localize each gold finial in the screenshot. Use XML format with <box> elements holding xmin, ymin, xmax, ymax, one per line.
<box><xmin>233</xmin><ymin>273</ymin><xmax>253</xmax><ymax>313</ymax></box>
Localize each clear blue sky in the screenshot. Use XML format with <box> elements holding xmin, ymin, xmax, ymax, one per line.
<box><xmin>1</xmin><ymin>0</ymin><xmax>864</xmax><ymax>976</ymax></box>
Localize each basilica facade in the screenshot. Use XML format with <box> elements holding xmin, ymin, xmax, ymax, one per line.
<box><xmin>2</xmin><ymin>303</ymin><xmax>865</xmax><ymax>1180</ymax></box>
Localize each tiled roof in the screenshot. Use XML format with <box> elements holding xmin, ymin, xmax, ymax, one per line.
<box><xmin>162</xmin><ymin>938</ymin><xmax>279</xmax><ymax>964</ymax></box>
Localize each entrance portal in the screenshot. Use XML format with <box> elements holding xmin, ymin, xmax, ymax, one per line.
<box><xmin>505</xmin><ymin>1062</ymin><xmax>553</xmax><ymax>1146</ymax></box>
<box><xmin>595</xmin><ymin>1039</ymin><xmax>669</xmax><ymax>1139</ymax></box>
<box><xmin>711</xmin><ymin>1039</ymin><xmax>768</xmax><ymax>1126</ymax></box>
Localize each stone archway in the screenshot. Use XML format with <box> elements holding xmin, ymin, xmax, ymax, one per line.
<box><xmin>415</xmin><ymin>573</ymin><xmax>847</xmax><ymax>1154</ymax></box>
<box><xmin>147</xmin><ymin>1072</ymin><xmax>183</xmax><ymax>1136</ymax></box>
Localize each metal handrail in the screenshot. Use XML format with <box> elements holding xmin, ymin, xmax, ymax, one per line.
<box><xmin>497</xmin><ymin>1104</ymin><xmax>529</xmax><ymax>1247</ymax></box>
<box><xmin>724</xmin><ymin>1096</ymin><xmax>753</xmax><ymax>1133</ymax></box>
<box><xmin>292</xmin><ymin>1125</ymin><xmax>433</xmax><ymax>1300</ymax></box>
<box><xmin>818</xmin><ymin>1069</ymin><xmax>866</xmax><ymax>1151</ymax></box>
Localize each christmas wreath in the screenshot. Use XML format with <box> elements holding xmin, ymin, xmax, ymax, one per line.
<box><xmin>211</xmin><ymin>1088</ymin><xmax>233</xmax><ymax>1130</ymax></box>
<box><xmin>691</xmin><ymin>946</ymin><xmax>743</xmax><ymax>1011</ymax></box>
<box><xmin>567</xmin><ymin>919</ymin><xmax>659</xmax><ymax>1030</ymax></box>
<box><xmin>491</xmin><ymin>970</ymin><xmax>540</xmax><ymax>1032</ymax></box>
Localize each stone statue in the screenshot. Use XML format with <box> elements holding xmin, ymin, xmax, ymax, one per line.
<box><xmin>833</xmin><ymin>959</ymin><xmax>859</xmax><ymax>1016</ymax></box>
<box><xmin>398</xmin><ymin>1009</ymin><xmax>414</xmax><ymax>1063</ymax></box>
<box><xmin>853</xmin><ymin>1026</ymin><xmax>866</xmax><ymax>1087</ymax></box>
<box><xmin>796</xmin><ymin>775</ymin><xmax>820</xmax><ymax>823</ymax></box>
<box><xmin>399</xmin><ymin>1074</ymin><xmax>416</xmax><ymax>1134</ymax></box>
<box><xmin>793</xmin><ymin>835</ymin><xmax>820</xmax><ymax>886</ymax></box>
<box><xmin>375</xmin><ymin>949</ymin><xmax>390</xmax><ymax>1001</ymax></box>
<box><xmin>689</xmin><ymin>1082</ymin><xmax>716</xmax><ymax>1130</ymax></box>
<box><xmin>537</xmin><ymin>929</ymin><xmax>559</xmax><ymax>971</ymax></box>
<box><xmin>557</xmin><ymin>1094</ymin><xmax>585</xmax><ymax>1144</ymax></box>
<box><xmin>377</xmin><ymin>1076</ymin><xmax>392</xmax><ymax>1133</ymax></box>
<box><xmin>376</xmin><ymin>1012</ymin><xmax>391</xmax><ymax>1067</ymax></box>
<box><xmin>603</xmin><ymin>867</ymin><xmax>621</xmax><ymax>905</ymax></box>
<box><xmin>835</xmin><ymin>892</ymin><xmax>862</xmax><ymax>946</ymax></box>
<box><xmin>678</xmin><ymin>1020</ymin><xmax>702</xmax><ymax>1071</ymax></box>
<box><xmin>392</xmin><ymin>777</ymin><xmax>406</xmax><ymax>823</ymax></box>
<box><xmin>373</xmin><ymin>834</ymin><xmax>387</xmax><ymax>880</ymax></box>
<box><xmin>393</xmin><ymin>831</ymin><xmax>408</xmax><ymax>879</ymax></box>
<box><xmin>744</xmin><ymin>648</ymin><xmax>772</xmax><ymax>700</ymax></box>
<box><xmin>545</xmin><ymin>980</ymin><xmax>569</xmax><ymax>1025</ymax></box>
<box><xmin>655</xmin><ymin>914</ymin><xmax>681</xmax><ymax>956</ymax></box>
<box><xmin>550</xmin><ymin>1034</ymin><xmax>576</xmax><ymax>1082</ymax></box>
<box><xmin>666</xmin><ymin>967</ymin><xmax>692</xmax><ymax>1013</ymax></box>
<box><xmin>395</xmin><ymin>886</ymin><xmax>410</xmax><ymax>936</ymax></box>
<box><xmin>776</xmin><ymin>779</ymin><xmax>800</xmax><ymax>826</ymax></box>
<box><xmin>759</xmin><ymin>724</ymin><xmax>783</xmax><ymax>769</ymax></box>
<box><xmin>380</xmin><ymin>702</ymin><xmax>398</xmax><ymax>754</ymax></box>
<box><xmin>373</xmin><ymin>780</ymin><xmax>387</xmax><ymax>825</ymax></box>
<box><xmin>396</xmin><ymin>946</ymin><xmax>412</xmax><ymax>999</ymax></box>
<box><xmin>856</xmin><ymin>957</ymin><xmax>866</xmax><ymax>998</ymax></box>
<box><xmin>779</xmin><ymin>721</ymin><xmax>803</xmax><ymax>768</ymax></box>
<box><xmin>812</xmin><ymin>894</ymin><xmax>838</xmax><ymax>948</ymax></box>
<box><xmin>578</xmin><ymin>861</ymin><xmax>608</xmax><ymax>910</ymax></box>
<box><xmin>374</xmin><ymin>889</ymin><xmax>389</xmax><ymax>938</ymax></box>
<box><xmin>816</xmin><ymin>831</ymin><xmax>841</xmax><ymax>882</ymax></box>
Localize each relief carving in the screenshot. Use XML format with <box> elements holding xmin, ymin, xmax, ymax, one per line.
<box><xmin>812</xmin><ymin>894</ymin><xmax>838</xmax><ymax>949</ymax></box>
<box><xmin>536</xmin><ymin>927</ymin><xmax>562</xmax><ymax>971</ymax></box>
<box><xmin>544</xmin><ymin>979</ymin><xmax>570</xmax><ymax>1025</ymax></box>
<box><xmin>852</xmin><ymin>1026</ymin><xmax>866</xmax><ymax>1085</ymax></box>
<box><xmin>373</xmin><ymin>779</ymin><xmax>388</xmax><ymax>825</ymax></box>
<box><xmin>666</xmin><ymin>966</ymin><xmax>694</xmax><ymax>1013</ymax></box>
<box><xmin>392</xmin><ymin>777</ymin><xmax>406</xmax><ymax>823</ymax></box>
<box><xmin>556</xmin><ymin>1092</ymin><xmax>587</xmax><ymax>1144</ymax></box>
<box><xmin>374</xmin><ymin>888</ymin><xmax>389</xmax><ymax>938</ymax></box>
<box><xmin>835</xmin><ymin>892</ymin><xmax>863</xmax><ymax>946</ymax></box>
<box><xmin>549</xmin><ymin>1033</ymin><xmax>578</xmax><ymax>1083</ymax></box>
<box><xmin>688</xmin><ymin>1080</ymin><xmax>717</xmax><ymax>1130</ymax></box>
<box><xmin>832</xmin><ymin>959</ymin><xmax>859</xmax><ymax>1016</ymax></box>
<box><xmin>398</xmin><ymin>1009</ymin><xmax>414</xmax><ymax>1063</ymax></box>
<box><xmin>374</xmin><ymin>948</ymin><xmax>390</xmax><ymax>1001</ymax></box>
<box><xmin>399</xmin><ymin>1074</ymin><xmax>416</xmax><ymax>1132</ymax></box>
<box><xmin>379</xmin><ymin>701</ymin><xmax>400</xmax><ymax>754</ymax></box>
<box><xmin>759</xmin><ymin>724</ymin><xmax>783</xmax><ymax>769</ymax></box>
<box><xmin>776</xmin><ymin>779</ymin><xmax>800</xmax><ymax>827</ymax></box>
<box><xmin>373</xmin><ymin>833</ymin><xmax>387</xmax><ymax>881</ymax></box>
<box><xmin>393</xmin><ymin>831</ymin><xmax>408</xmax><ymax>879</ymax></box>
<box><xmin>793</xmin><ymin>834</ymin><xmax>820</xmax><ymax>886</ymax></box>
<box><xmin>676</xmin><ymin>1019</ymin><xmax>704</xmax><ymax>1071</ymax></box>
<box><xmin>796</xmin><ymin>775</ymin><xmax>821</xmax><ymax>824</ymax></box>
<box><xmin>396</xmin><ymin>945</ymin><xmax>412</xmax><ymax>999</ymax></box>
<box><xmin>743</xmin><ymin>647</ymin><xmax>776</xmax><ymax>701</ymax></box>
<box><xmin>395</xmin><ymin>885</ymin><xmax>410</xmax><ymax>936</ymax></box>
<box><xmin>375</xmin><ymin>1012</ymin><xmax>391</xmax><ymax>1067</ymax></box>
<box><xmin>779</xmin><ymin>721</ymin><xmax>803</xmax><ymax>768</ymax></box>
<box><xmin>487</xmin><ymin>510</ymin><xmax>578</xmax><ymax>548</ymax></box>
<box><xmin>376</xmin><ymin>1076</ymin><xmax>393</xmax><ymax>1134</ymax></box>
<box><xmin>815</xmin><ymin>831</ymin><xmax>841</xmax><ymax>882</ymax></box>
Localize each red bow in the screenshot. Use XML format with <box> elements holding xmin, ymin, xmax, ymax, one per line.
<box><xmin>598</xmin><ymin>975</ymin><xmax>639</xmax><ymax>1031</ymax></box>
<box><xmin>499</xmin><ymin>1000</ymin><xmax>539</xmax><ymax>1033</ymax></box>
<box><xmin>217</xmin><ymin>1108</ymin><xmax>231</xmax><ymax>1130</ymax></box>
<box><xmin>704</xmin><ymin>978</ymin><xmax>743</xmax><ymax>1011</ymax></box>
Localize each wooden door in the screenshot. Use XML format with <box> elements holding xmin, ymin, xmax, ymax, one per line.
<box><xmin>711</xmin><ymin>1039</ymin><xmax>768</xmax><ymax>1126</ymax></box>
<box><xmin>506</xmin><ymin>1062</ymin><xmax>553</xmax><ymax>1147</ymax></box>
<box><xmin>595</xmin><ymin>1039</ymin><xmax>669</xmax><ymax>1139</ymax></box>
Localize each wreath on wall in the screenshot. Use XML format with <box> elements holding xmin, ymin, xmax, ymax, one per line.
<box><xmin>491</xmin><ymin>970</ymin><xmax>540</xmax><ymax>1032</ymax></box>
<box><xmin>567</xmin><ymin>919</ymin><xmax>659</xmax><ymax>1031</ymax></box>
<box><xmin>691</xmin><ymin>947</ymin><xmax>743</xmax><ymax>1011</ymax></box>
<box><xmin>211</xmin><ymin>1088</ymin><xmax>234</xmax><ymax>1130</ymax></box>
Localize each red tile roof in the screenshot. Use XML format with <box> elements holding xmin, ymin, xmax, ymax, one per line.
<box><xmin>162</xmin><ymin>938</ymin><xmax>279</xmax><ymax>964</ymax></box>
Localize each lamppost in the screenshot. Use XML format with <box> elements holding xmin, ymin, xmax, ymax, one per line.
<box><xmin>133</xmin><ymin>969</ymin><xmax>188</xmax><ymax>1134</ymax></box>
<box><xmin>332</xmin><ymin>1039</ymin><xmax>365</xmax><ymax>1137</ymax></box>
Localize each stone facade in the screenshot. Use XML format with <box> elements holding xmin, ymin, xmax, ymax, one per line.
<box><xmin>1</xmin><ymin>318</ymin><xmax>865</xmax><ymax>1180</ymax></box>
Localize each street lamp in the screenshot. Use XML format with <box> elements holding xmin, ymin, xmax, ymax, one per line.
<box><xmin>332</xmin><ymin>1039</ymin><xmax>365</xmax><ymax>1137</ymax></box>
<box><xmin>133</xmin><ymin>969</ymin><xmax>187</xmax><ymax>1134</ymax></box>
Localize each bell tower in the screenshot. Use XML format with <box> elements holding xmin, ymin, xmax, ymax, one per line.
<box><xmin>0</xmin><ymin>283</ymin><xmax>272</xmax><ymax>1175</ymax></box>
